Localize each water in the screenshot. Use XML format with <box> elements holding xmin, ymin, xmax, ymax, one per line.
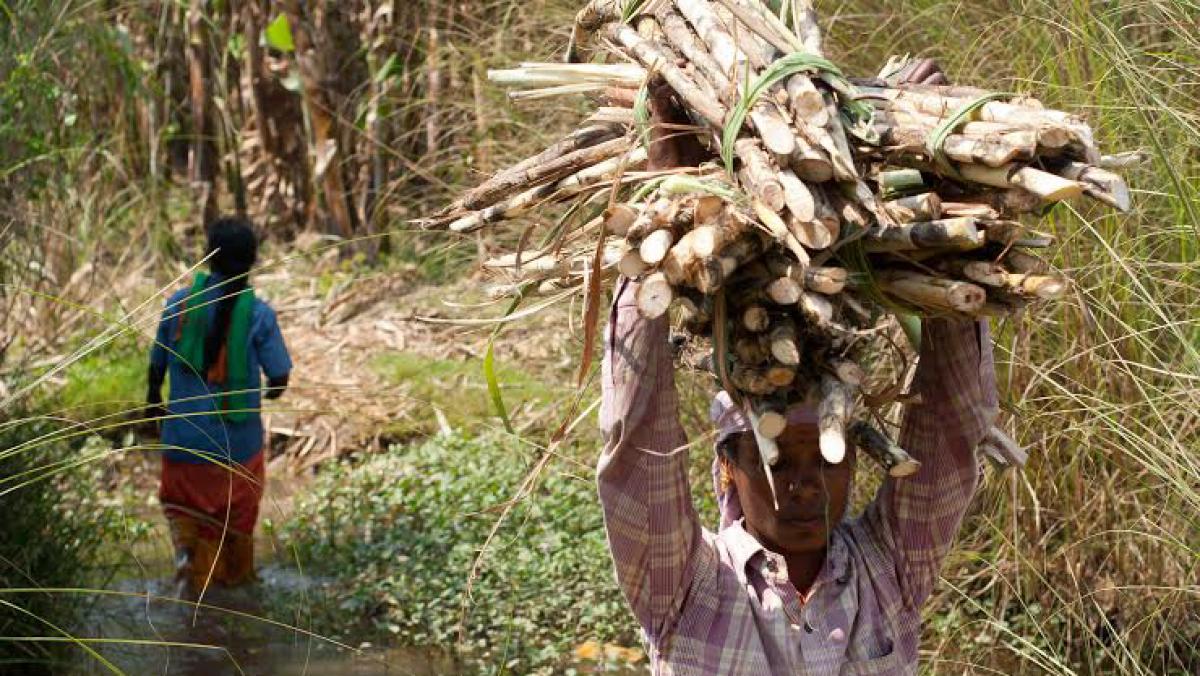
<box><xmin>71</xmin><ymin>565</ymin><xmax>459</xmax><ymax>675</ymax></box>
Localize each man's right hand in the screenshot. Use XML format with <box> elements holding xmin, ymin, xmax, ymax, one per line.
<box><xmin>646</xmin><ymin>79</ymin><xmax>707</xmax><ymax>171</ymax></box>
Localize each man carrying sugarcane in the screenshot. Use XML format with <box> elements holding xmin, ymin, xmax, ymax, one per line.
<box><xmin>598</xmin><ymin>60</ymin><xmax>997</xmax><ymax>674</ymax></box>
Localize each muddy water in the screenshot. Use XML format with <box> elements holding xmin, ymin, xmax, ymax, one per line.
<box><xmin>73</xmin><ymin>563</ymin><xmax>643</xmax><ymax>675</ymax></box>
<box><xmin>72</xmin><ymin>565</ymin><xmax>459</xmax><ymax>675</ymax></box>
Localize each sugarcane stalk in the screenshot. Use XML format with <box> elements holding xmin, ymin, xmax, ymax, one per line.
<box><xmin>657</xmin><ymin>12</ymin><xmax>796</xmax><ymax>156</ymax></box>
<box><xmin>869</xmin><ymin>106</ymin><xmax>1072</xmax><ymax>155</ymax></box>
<box><xmin>752</xmin><ymin>398</ymin><xmax>789</xmax><ymax>439</ymax></box>
<box><xmin>604</xmin><ymin>203</ymin><xmax>639</xmax><ymax>236</ymax></box>
<box><xmin>847</xmin><ymin>421</ymin><xmax>921</xmax><ymax>477</ymax></box>
<box><xmin>558</xmin><ymin>145</ymin><xmax>650</xmax><ymax>189</ymax></box>
<box><xmin>766</xmin><ymin>276</ymin><xmax>803</xmax><ymax>304</ymax></box>
<box><xmin>858</xmin><ymin>86</ymin><xmax>1093</xmax><ymax>144</ymax></box>
<box><xmin>937</xmin><ymin>259</ymin><xmax>1008</xmax><ymax>287</ymax></box>
<box><xmin>778</xmin><ymin>168</ymin><xmax>816</xmax><ymax>222</ymax></box>
<box><xmin>1002</xmin><ymin>249</ymin><xmax>1049</xmax><ymax>274</ymax></box>
<box><xmin>789</xmin><ymin>135</ymin><xmax>835</xmax><ymax>182</ymax></box>
<box><xmin>752</xmin><ymin>199</ymin><xmax>811</xmax><ymax>265</ymax></box>
<box><xmin>939</xmin><ymin>201</ymin><xmax>999</xmax><ymax>219</ymax></box>
<box><xmin>787</xmin><ymin>213</ymin><xmax>835</xmax><ymax>250</ymax></box>
<box><xmin>818</xmin><ymin>374</ymin><xmax>852</xmax><ymax>464</ymax></box>
<box><xmin>460</xmin><ymin>135</ymin><xmax>631</xmax><ymax>211</ymax></box>
<box><xmin>805</xmin><ymin>266</ymin><xmax>847</xmax><ymax>294</ymax></box>
<box><xmin>827</xmin><ymin>358</ymin><xmax>864</xmax><ymax>388</ymax></box>
<box><xmin>883</xmin><ymin>192</ymin><xmax>942</xmax><ymax>223</ymax></box>
<box><xmin>1058</xmin><ymin>162</ymin><xmax>1131</xmax><ymax>212</ymax></box>
<box><xmin>567</xmin><ymin>0</ymin><xmax>623</xmax><ymax>62</ymax></box>
<box><xmin>736</xmin><ymin>138</ymin><xmax>786</xmax><ymax>211</ymax></box>
<box><xmin>639</xmin><ymin>228</ymin><xmax>676</xmax><ymax>265</ymax></box>
<box><xmin>958</xmin><ymin>164</ymin><xmax>1085</xmax><ymax>202</ymax></box>
<box><xmin>877</xmin><ymin>168</ymin><xmax>926</xmax><ymax>197</ymax></box>
<box><xmin>1099</xmin><ymin>150</ymin><xmax>1149</xmax><ymax>170</ymax></box>
<box><xmin>862</xmin><ymin>217</ymin><xmax>983</xmax><ymax>253</ymax></box>
<box><xmin>981</xmin><ymin>220</ymin><xmax>1055</xmax><ymax>247</ymax></box>
<box><xmin>742</xmin><ymin>304</ymin><xmax>770</xmax><ymax>332</ymax></box>
<box><xmin>768</xmin><ymin>320</ymin><xmax>801</xmax><ymax>366</ymax></box>
<box><xmin>636</xmin><ymin>271</ymin><xmax>674</xmax><ymax>318</ymax></box>
<box><xmin>799</xmin><ymin>291</ymin><xmax>833</xmax><ymax>326</ymax></box>
<box><xmin>765</xmin><ymin>364</ymin><xmax>796</xmax><ymax>387</ymax></box>
<box><xmin>618</xmin><ymin>249</ymin><xmax>648</xmax><ymax>278</ymax></box>
<box><xmin>876</xmin><ymin>269</ymin><xmax>987</xmax><ymax>314</ymax></box>
<box><xmin>734</xmin><ymin>334</ymin><xmax>770</xmax><ymax>364</ymax></box>
<box><xmin>732</xmin><ymin>364</ymin><xmax>776</xmax><ymax>395</ymax></box>
<box><xmin>605</xmin><ymin>23</ymin><xmax>726</xmax><ymax>128</ymax></box>
<box><xmin>586</xmin><ymin>106</ymin><xmax>637</xmax><ymax>125</ymax></box>
<box><xmin>982</xmin><ymin>271</ymin><xmax>1069</xmax><ymax>300</ymax></box>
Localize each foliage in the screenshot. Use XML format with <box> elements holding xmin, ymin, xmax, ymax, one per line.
<box><xmin>281</xmin><ymin>433</ymin><xmax>641</xmax><ymax>674</ymax></box>
<box><xmin>53</xmin><ymin>335</ymin><xmax>146</xmax><ymax>426</ymax></box>
<box><xmin>371</xmin><ymin>351</ymin><xmax>569</xmax><ymax>439</ymax></box>
<box><xmin>0</xmin><ymin>421</ymin><xmax>125</xmax><ymax>674</ymax></box>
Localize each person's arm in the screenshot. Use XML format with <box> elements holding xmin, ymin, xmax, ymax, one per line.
<box><xmin>145</xmin><ymin>301</ymin><xmax>174</xmax><ymax>420</ymax></box>
<box><xmin>865</xmin><ymin>318</ymin><xmax>998</xmax><ymax>608</ymax></box>
<box><xmin>255</xmin><ymin>304</ymin><xmax>293</xmax><ymax>400</ymax></box>
<box><xmin>597</xmin><ymin>78</ymin><xmax>707</xmax><ymax>641</ymax></box>
<box><xmin>598</xmin><ymin>278</ymin><xmax>698</xmax><ymax>641</ymax></box>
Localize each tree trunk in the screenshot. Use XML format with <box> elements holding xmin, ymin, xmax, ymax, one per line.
<box><xmin>187</xmin><ymin>0</ymin><xmax>218</xmax><ymax>224</ymax></box>
<box><xmin>282</xmin><ymin>0</ymin><xmax>359</xmax><ymax>240</ymax></box>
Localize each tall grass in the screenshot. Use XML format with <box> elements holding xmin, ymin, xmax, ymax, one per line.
<box><xmin>817</xmin><ymin>1</ymin><xmax>1199</xmax><ymax>672</ymax></box>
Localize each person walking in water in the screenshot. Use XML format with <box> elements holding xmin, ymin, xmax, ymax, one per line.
<box><xmin>597</xmin><ymin>61</ymin><xmax>999</xmax><ymax>675</ymax></box>
<box><xmin>146</xmin><ymin>216</ymin><xmax>292</xmax><ymax>597</ymax></box>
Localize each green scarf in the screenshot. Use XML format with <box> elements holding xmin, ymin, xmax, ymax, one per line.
<box><xmin>176</xmin><ymin>272</ymin><xmax>256</xmax><ymax>422</ymax></box>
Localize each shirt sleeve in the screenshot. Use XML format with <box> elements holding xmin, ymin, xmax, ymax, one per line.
<box><xmin>149</xmin><ymin>295</ymin><xmax>180</xmax><ymax>371</ymax></box>
<box><xmin>254</xmin><ymin>303</ymin><xmax>293</xmax><ymax>380</ymax></box>
<box><xmin>864</xmin><ymin>317</ymin><xmax>999</xmax><ymax>608</ymax></box>
<box><xmin>597</xmin><ymin>277</ymin><xmax>699</xmax><ymax>641</ymax></box>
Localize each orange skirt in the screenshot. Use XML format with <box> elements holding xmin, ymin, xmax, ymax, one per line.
<box><xmin>159</xmin><ymin>452</ymin><xmax>265</xmax><ymax>591</ymax></box>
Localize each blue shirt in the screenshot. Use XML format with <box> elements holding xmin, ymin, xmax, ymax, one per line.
<box><xmin>150</xmin><ymin>274</ymin><xmax>292</xmax><ymax>463</ymax></box>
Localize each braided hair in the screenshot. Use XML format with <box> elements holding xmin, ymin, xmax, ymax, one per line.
<box><xmin>203</xmin><ymin>216</ymin><xmax>258</xmax><ymax>374</ymax></box>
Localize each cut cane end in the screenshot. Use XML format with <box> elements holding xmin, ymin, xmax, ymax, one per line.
<box><xmin>889</xmin><ymin>459</ymin><xmax>922</xmax><ymax>478</ymax></box>
<box><xmin>820</xmin><ymin>433</ymin><xmax>846</xmax><ymax>464</ymax></box>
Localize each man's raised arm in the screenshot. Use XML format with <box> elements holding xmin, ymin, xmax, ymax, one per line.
<box><xmin>597</xmin><ymin>277</ymin><xmax>700</xmax><ymax>642</ymax></box>
<box><xmin>866</xmin><ymin>318</ymin><xmax>999</xmax><ymax>608</ymax></box>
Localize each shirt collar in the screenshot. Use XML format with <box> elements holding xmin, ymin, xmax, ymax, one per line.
<box><xmin>721</xmin><ymin>519</ymin><xmax>853</xmax><ymax>590</ymax></box>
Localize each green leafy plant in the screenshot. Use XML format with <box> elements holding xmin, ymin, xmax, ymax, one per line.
<box><xmin>281</xmin><ymin>433</ymin><xmax>641</xmax><ymax>674</ymax></box>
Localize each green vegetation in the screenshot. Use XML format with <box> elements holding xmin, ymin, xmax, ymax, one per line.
<box><xmin>371</xmin><ymin>351</ymin><xmax>569</xmax><ymax>438</ymax></box>
<box><xmin>54</xmin><ymin>336</ymin><xmax>145</xmax><ymax>426</ymax></box>
<box><xmin>0</xmin><ymin>422</ymin><xmax>124</xmax><ymax>674</ymax></box>
<box><xmin>282</xmin><ymin>432</ymin><xmax>640</xmax><ymax>674</ymax></box>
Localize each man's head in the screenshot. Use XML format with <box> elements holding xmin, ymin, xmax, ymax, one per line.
<box><xmin>713</xmin><ymin>397</ymin><xmax>856</xmax><ymax>556</ymax></box>
<box><xmin>205</xmin><ymin>216</ymin><xmax>258</xmax><ymax>278</ymax></box>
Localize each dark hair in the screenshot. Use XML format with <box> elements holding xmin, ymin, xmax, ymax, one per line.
<box><xmin>203</xmin><ymin>216</ymin><xmax>258</xmax><ymax>374</ymax></box>
<box><xmin>717</xmin><ymin>432</ymin><xmax>754</xmax><ymax>463</ymax></box>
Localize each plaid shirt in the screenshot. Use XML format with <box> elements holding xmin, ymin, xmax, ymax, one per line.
<box><xmin>598</xmin><ymin>279</ymin><xmax>998</xmax><ymax>675</ymax></box>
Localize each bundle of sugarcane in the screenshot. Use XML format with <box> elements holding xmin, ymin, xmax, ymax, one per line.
<box><xmin>420</xmin><ymin>0</ymin><xmax>1134</xmax><ymax>476</ymax></box>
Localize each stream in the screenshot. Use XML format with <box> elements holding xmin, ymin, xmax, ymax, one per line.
<box><xmin>71</xmin><ymin>564</ymin><xmax>459</xmax><ymax>675</ymax></box>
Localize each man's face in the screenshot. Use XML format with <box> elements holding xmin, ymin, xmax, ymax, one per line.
<box><xmin>726</xmin><ymin>424</ymin><xmax>856</xmax><ymax>555</ymax></box>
